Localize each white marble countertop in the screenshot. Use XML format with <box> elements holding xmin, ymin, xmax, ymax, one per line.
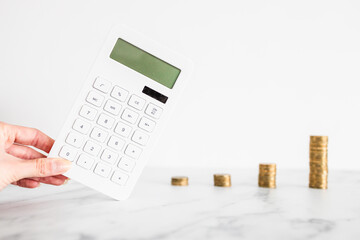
<box><xmin>0</xmin><ymin>167</ymin><xmax>359</xmax><ymax>240</ymax></box>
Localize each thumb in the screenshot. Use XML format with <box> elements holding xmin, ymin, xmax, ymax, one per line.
<box><xmin>16</xmin><ymin>158</ymin><xmax>72</xmax><ymax>179</ymax></box>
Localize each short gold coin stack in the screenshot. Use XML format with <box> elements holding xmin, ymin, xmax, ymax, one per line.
<box><xmin>309</xmin><ymin>136</ymin><xmax>328</xmax><ymax>189</ymax></box>
<box><xmin>171</xmin><ymin>176</ymin><xmax>189</xmax><ymax>186</ymax></box>
<box><xmin>213</xmin><ymin>174</ymin><xmax>231</xmax><ymax>187</ymax></box>
<box><xmin>258</xmin><ymin>163</ymin><xmax>276</xmax><ymax>188</ymax></box>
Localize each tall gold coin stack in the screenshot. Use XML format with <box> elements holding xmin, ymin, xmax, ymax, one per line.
<box><xmin>171</xmin><ymin>176</ymin><xmax>189</xmax><ymax>186</ymax></box>
<box><xmin>309</xmin><ymin>136</ymin><xmax>328</xmax><ymax>189</ymax></box>
<box><xmin>258</xmin><ymin>163</ymin><xmax>276</xmax><ymax>188</ymax></box>
<box><xmin>213</xmin><ymin>174</ymin><xmax>231</xmax><ymax>187</ymax></box>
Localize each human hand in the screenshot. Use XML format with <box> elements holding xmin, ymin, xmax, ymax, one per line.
<box><xmin>0</xmin><ymin>122</ymin><xmax>71</xmax><ymax>190</ymax></box>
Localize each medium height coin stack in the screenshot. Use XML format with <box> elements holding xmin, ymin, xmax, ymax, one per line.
<box><xmin>258</xmin><ymin>163</ymin><xmax>276</xmax><ymax>188</ymax></box>
<box><xmin>309</xmin><ymin>136</ymin><xmax>328</xmax><ymax>189</ymax></box>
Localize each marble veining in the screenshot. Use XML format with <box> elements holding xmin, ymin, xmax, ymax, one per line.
<box><xmin>0</xmin><ymin>168</ymin><xmax>360</xmax><ymax>240</ymax></box>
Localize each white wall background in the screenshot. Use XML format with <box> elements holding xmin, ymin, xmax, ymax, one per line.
<box><xmin>0</xmin><ymin>0</ymin><xmax>360</xmax><ymax>170</ymax></box>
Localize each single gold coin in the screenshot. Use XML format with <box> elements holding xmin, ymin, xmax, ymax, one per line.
<box><xmin>213</xmin><ymin>174</ymin><xmax>231</xmax><ymax>187</ymax></box>
<box><xmin>258</xmin><ymin>172</ymin><xmax>277</xmax><ymax>177</ymax></box>
<box><xmin>309</xmin><ymin>143</ymin><xmax>328</xmax><ymax>148</ymax></box>
<box><xmin>258</xmin><ymin>174</ymin><xmax>277</xmax><ymax>179</ymax></box>
<box><xmin>309</xmin><ymin>162</ymin><xmax>328</xmax><ymax>167</ymax></box>
<box><xmin>309</xmin><ymin>183</ymin><xmax>328</xmax><ymax>189</ymax></box>
<box><xmin>309</xmin><ymin>146</ymin><xmax>328</xmax><ymax>152</ymax></box>
<box><xmin>309</xmin><ymin>151</ymin><xmax>327</xmax><ymax>158</ymax></box>
<box><xmin>310</xmin><ymin>136</ymin><xmax>328</xmax><ymax>144</ymax></box>
<box><xmin>171</xmin><ymin>176</ymin><xmax>189</xmax><ymax>186</ymax></box>
<box><xmin>259</xmin><ymin>163</ymin><xmax>277</xmax><ymax>169</ymax></box>
<box><xmin>258</xmin><ymin>180</ymin><xmax>276</xmax><ymax>188</ymax></box>
<box><xmin>259</xmin><ymin>183</ymin><xmax>276</xmax><ymax>188</ymax></box>
<box><xmin>259</xmin><ymin>168</ymin><xmax>277</xmax><ymax>172</ymax></box>
<box><xmin>309</xmin><ymin>167</ymin><xmax>328</xmax><ymax>172</ymax></box>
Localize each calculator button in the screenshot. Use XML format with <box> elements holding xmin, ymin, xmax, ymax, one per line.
<box><xmin>59</xmin><ymin>145</ymin><xmax>77</xmax><ymax>162</ymax></box>
<box><xmin>86</xmin><ymin>91</ymin><xmax>104</xmax><ymax>107</ymax></box>
<box><xmin>93</xmin><ymin>77</ymin><xmax>111</xmax><ymax>93</ymax></box>
<box><xmin>128</xmin><ymin>95</ymin><xmax>146</xmax><ymax>111</ymax></box>
<box><xmin>114</xmin><ymin>122</ymin><xmax>132</xmax><ymax>138</ymax></box>
<box><xmin>111</xmin><ymin>171</ymin><xmax>129</xmax><ymax>185</ymax></box>
<box><xmin>90</xmin><ymin>127</ymin><xmax>108</xmax><ymax>143</ymax></box>
<box><xmin>97</xmin><ymin>113</ymin><xmax>115</xmax><ymax>129</ymax></box>
<box><xmin>111</xmin><ymin>86</ymin><xmax>128</xmax><ymax>102</ymax></box>
<box><xmin>104</xmin><ymin>100</ymin><xmax>121</xmax><ymax>116</ymax></box>
<box><xmin>138</xmin><ymin>117</ymin><xmax>156</xmax><ymax>132</ymax></box>
<box><xmin>100</xmin><ymin>149</ymin><xmax>118</xmax><ymax>165</ymax></box>
<box><xmin>121</xmin><ymin>108</ymin><xmax>139</xmax><ymax>124</ymax></box>
<box><xmin>79</xmin><ymin>105</ymin><xmax>97</xmax><ymax>121</ymax></box>
<box><xmin>131</xmin><ymin>130</ymin><xmax>149</xmax><ymax>146</ymax></box>
<box><xmin>77</xmin><ymin>154</ymin><xmax>95</xmax><ymax>170</ymax></box>
<box><xmin>83</xmin><ymin>140</ymin><xmax>101</xmax><ymax>156</ymax></box>
<box><xmin>107</xmin><ymin>135</ymin><xmax>125</xmax><ymax>151</ymax></box>
<box><xmin>65</xmin><ymin>132</ymin><xmax>84</xmax><ymax>148</ymax></box>
<box><xmin>72</xmin><ymin>118</ymin><xmax>91</xmax><ymax>134</ymax></box>
<box><xmin>145</xmin><ymin>103</ymin><xmax>163</xmax><ymax>119</ymax></box>
<box><xmin>124</xmin><ymin>144</ymin><xmax>142</xmax><ymax>159</ymax></box>
<box><xmin>118</xmin><ymin>157</ymin><xmax>135</xmax><ymax>172</ymax></box>
<box><xmin>94</xmin><ymin>163</ymin><xmax>112</xmax><ymax>178</ymax></box>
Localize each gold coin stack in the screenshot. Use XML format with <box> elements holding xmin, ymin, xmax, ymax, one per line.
<box><xmin>309</xmin><ymin>136</ymin><xmax>328</xmax><ymax>189</ymax></box>
<box><xmin>171</xmin><ymin>176</ymin><xmax>189</xmax><ymax>186</ymax></box>
<box><xmin>258</xmin><ymin>163</ymin><xmax>276</xmax><ymax>188</ymax></box>
<box><xmin>213</xmin><ymin>174</ymin><xmax>231</xmax><ymax>187</ymax></box>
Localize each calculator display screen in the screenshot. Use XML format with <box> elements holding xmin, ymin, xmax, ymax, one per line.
<box><xmin>110</xmin><ymin>38</ymin><xmax>181</xmax><ymax>89</ymax></box>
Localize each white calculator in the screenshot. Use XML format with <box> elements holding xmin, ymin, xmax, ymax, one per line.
<box><xmin>48</xmin><ymin>26</ymin><xmax>192</xmax><ymax>200</ymax></box>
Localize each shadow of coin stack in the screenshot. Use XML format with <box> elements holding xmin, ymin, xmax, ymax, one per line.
<box><xmin>258</xmin><ymin>163</ymin><xmax>276</xmax><ymax>188</ymax></box>
<box><xmin>309</xmin><ymin>136</ymin><xmax>328</xmax><ymax>189</ymax></box>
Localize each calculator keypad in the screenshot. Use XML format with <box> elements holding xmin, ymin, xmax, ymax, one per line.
<box><xmin>121</xmin><ymin>108</ymin><xmax>139</xmax><ymax>124</ymax></box>
<box><xmin>111</xmin><ymin>171</ymin><xmax>129</xmax><ymax>185</ymax></box>
<box><xmin>93</xmin><ymin>77</ymin><xmax>111</xmax><ymax>93</ymax></box>
<box><xmin>59</xmin><ymin>145</ymin><xmax>77</xmax><ymax>162</ymax></box>
<box><xmin>111</xmin><ymin>86</ymin><xmax>128</xmax><ymax>102</ymax></box>
<box><xmin>131</xmin><ymin>130</ymin><xmax>149</xmax><ymax>146</ymax></box>
<box><xmin>97</xmin><ymin>113</ymin><xmax>115</xmax><ymax>129</ymax></box>
<box><xmin>104</xmin><ymin>100</ymin><xmax>121</xmax><ymax>116</ymax></box>
<box><xmin>128</xmin><ymin>95</ymin><xmax>146</xmax><ymax>110</ymax></box>
<box><xmin>66</xmin><ymin>132</ymin><xmax>84</xmax><ymax>148</ymax></box>
<box><xmin>124</xmin><ymin>144</ymin><xmax>142</xmax><ymax>159</ymax></box>
<box><xmin>86</xmin><ymin>91</ymin><xmax>104</xmax><ymax>107</ymax></box>
<box><xmin>83</xmin><ymin>140</ymin><xmax>102</xmax><ymax>156</ymax></box>
<box><xmin>108</xmin><ymin>135</ymin><xmax>125</xmax><ymax>151</ymax></box>
<box><xmin>90</xmin><ymin>127</ymin><xmax>108</xmax><ymax>143</ymax></box>
<box><xmin>79</xmin><ymin>105</ymin><xmax>97</xmax><ymax>121</ymax></box>
<box><xmin>101</xmin><ymin>149</ymin><xmax>118</xmax><ymax>165</ymax></box>
<box><xmin>114</xmin><ymin>122</ymin><xmax>132</xmax><ymax>137</ymax></box>
<box><xmin>145</xmin><ymin>103</ymin><xmax>163</xmax><ymax>119</ymax></box>
<box><xmin>138</xmin><ymin>117</ymin><xmax>156</xmax><ymax>132</ymax></box>
<box><xmin>77</xmin><ymin>154</ymin><xmax>95</xmax><ymax>170</ymax></box>
<box><xmin>59</xmin><ymin>77</ymin><xmax>163</xmax><ymax>186</ymax></box>
<box><xmin>94</xmin><ymin>163</ymin><xmax>112</xmax><ymax>177</ymax></box>
<box><xmin>73</xmin><ymin>119</ymin><xmax>91</xmax><ymax>134</ymax></box>
<box><xmin>118</xmin><ymin>157</ymin><xmax>135</xmax><ymax>172</ymax></box>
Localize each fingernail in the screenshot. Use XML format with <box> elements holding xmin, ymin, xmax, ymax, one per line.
<box><xmin>54</xmin><ymin>158</ymin><xmax>72</xmax><ymax>173</ymax></box>
<box><xmin>63</xmin><ymin>179</ymin><xmax>69</xmax><ymax>185</ymax></box>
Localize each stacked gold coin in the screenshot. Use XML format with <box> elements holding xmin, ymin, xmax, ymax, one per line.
<box><xmin>309</xmin><ymin>136</ymin><xmax>328</xmax><ymax>189</ymax></box>
<box><xmin>171</xmin><ymin>176</ymin><xmax>189</xmax><ymax>186</ymax></box>
<box><xmin>213</xmin><ymin>174</ymin><xmax>231</xmax><ymax>187</ymax></box>
<box><xmin>258</xmin><ymin>163</ymin><xmax>276</xmax><ymax>188</ymax></box>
